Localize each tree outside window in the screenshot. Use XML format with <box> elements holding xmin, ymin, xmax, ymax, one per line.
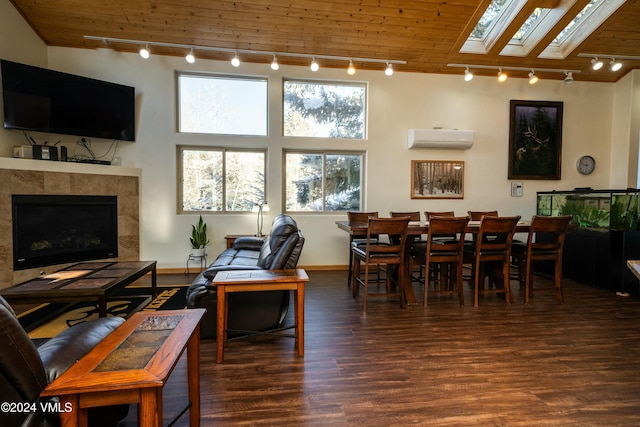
<box><xmin>179</xmin><ymin>147</ymin><xmax>266</xmax><ymax>212</ymax></box>
<box><xmin>283</xmin><ymin>80</ymin><xmax>366</xmax><ymax>139</ymax></box>
<box><xmin>285</xmin><ymin>151</ymin><xmax>363</xmax><ymax>212</ymax></box>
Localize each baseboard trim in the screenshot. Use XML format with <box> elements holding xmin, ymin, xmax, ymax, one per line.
<box><xmin>157</xmin><ymin>264</ymin><xmax>347</xmax><ymax>275</ymax></box>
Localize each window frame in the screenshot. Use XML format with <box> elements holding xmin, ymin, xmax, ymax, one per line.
<box><xmin>282</xmin><ymin>78</ymin><xmax>368</xmax><ymax>140</ymax></box>
<box><xmin>283</xmin><ymin>149</ymin><xmax>365</xmax><ymax>213</ymax></box>
<box><xmin>176</xmin><ymin>71</ymin><xmax>269</xmax><ymax>136</ymax></box>
<box><xmin>178</xmin><ymin>145</ymin><xmax>267</xmax><ymax>214</ymax></box>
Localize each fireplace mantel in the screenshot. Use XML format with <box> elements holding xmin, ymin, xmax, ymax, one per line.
<box><xmin>0</xmin><ymin>157</ymin><xmax>141</xmax><ymax>288</ymax></box>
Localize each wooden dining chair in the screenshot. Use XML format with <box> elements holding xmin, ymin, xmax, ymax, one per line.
<box><xmin>467</xmin><ymin>210</ymin><xmax>499</xmax><ymax>221</ymax></box>
<box><xmin>390</xmin><ymin>211</ymin><xmax>421</xmax><ymax>221</ymax></box>
<box><xmin>351</xmin><ymin>216</ymin><xmax>410</xmax><ymax>311</ymax></box>
<box><xmin>424</xmin><ymin>211</ymin><xmax>455</xmax><ymax>220</ymax></box>
<box><xmin>411</xmin><ymin>216</ymin><xmax>469</xmax><ymax>306</ymax></box>
<box><xmin>464</xmin><ymin>215</ymin><xmax>521</xmax><ymax>307</ymax></box>
<box><xmin>347</xmin><ymin>211</ymin><xmax>379</xmax><ymax>287</ymax></box>
<box><xmin>511</xmin><ymin>215</ymin><xmax>572</xmax><ymax>305</ymax></box>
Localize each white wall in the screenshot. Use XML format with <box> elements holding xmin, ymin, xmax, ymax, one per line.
<box><xmin>0</xmin><ymin>0</ymin><xmax>634</xmax><ymax>270</ymax></box>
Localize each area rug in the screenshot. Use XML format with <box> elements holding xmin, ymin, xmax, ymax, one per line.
<box><xmin>19</xmin><ymin>286</ymin><xmax>189</xmax><ymax>339</ymax></box>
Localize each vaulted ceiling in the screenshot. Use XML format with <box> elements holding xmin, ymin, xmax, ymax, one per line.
<box><xmin>9</xmin><ymin>0</ymin><xmax>640</xmax><ymax>83</ymax></box>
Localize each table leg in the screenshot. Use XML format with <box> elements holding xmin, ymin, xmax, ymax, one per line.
<box><xmin>295</xmin><ymin>283</ymin><xmax>305</xmax><ymax>357</ymax></box>
<box><xmin>139</xmin><ymin>387</ymin><xmax>162</xmax><ymax>427</ymax></box>
<box><xmin>187</xmin><ymin>328</ymin><xmax>201</xmax><ymax>426</ymax></box>
<box><xmin>58</xmin><ymin>395</ymin><xmax>80</xmax><ymax>427</ymax></box>
<box><xmin>403</xmin><ymin>239</ymin><xmax>417</xmax><ymax>304</ymax></box>
<box><xmin>97</xmin><ymin>296</ymin><xmax>107</xmax><ymax>317</ymax></box>
<box><xmin>216</xmin><ymin>285</ymin><xmax>226</xmax><ymax>363</ymax></box>
<box><xmin>151</xmin><ymin>265</ymin><xmax>158</xmax><ymax>298</ymax></box>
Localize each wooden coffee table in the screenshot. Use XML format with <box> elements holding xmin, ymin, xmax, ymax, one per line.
<box><xmin>212</xmin><ymin>269</ymin><xmax>309</xmax><ymax>363</ymax></box>
<box><xmin>40</xmin><ymin>309</ymin><xmax>205</xmax><ymax>427</ymax></box>
<box><xmin>1</xmin><ymin>261</ymin><xmax>157</xmax><ymax>317</ymax></box>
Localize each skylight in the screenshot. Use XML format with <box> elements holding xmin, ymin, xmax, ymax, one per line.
<box><xmin>462</xmin><ymin>0</ymin><xmax>626</xmax><ymax>59</ymax></box>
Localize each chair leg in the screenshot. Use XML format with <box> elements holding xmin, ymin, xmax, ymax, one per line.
<box><xmin>473</xmin><ymin>260</ymin><xmax>480</xmax><ymax>307</ymax></box>
<box><xmin>525</xmin><ymin>257</ymin><xmax>532</xmax><ymax>305</ymax></box>
<box><xmin>503</xmin><ymin>260</ymin><xmax>511</xmax><ymax>305</ymax></box>
<box><xmin>347</xmin><ymin>244</ymin><xmax>354</xmax><ymax>287</ymax></box>
<box><xmin>456</xmin><ymin>261</ymin><xmax>464</xmax><ymax>306</ymax></box>
<box><xmin>363</xmin><ymin>262</ymin><xmax>370</xmax><ymax>312</ymax></box>
<box><xmin>352</xmin><ymin>257</ymin><xmax>360</xmax><ymax>298</ymax></box>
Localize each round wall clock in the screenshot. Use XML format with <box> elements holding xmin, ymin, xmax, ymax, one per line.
<box><xmin>576</xmin><ymin>155</ymin><xmax>596</xmax><ymax>175</ymax></box>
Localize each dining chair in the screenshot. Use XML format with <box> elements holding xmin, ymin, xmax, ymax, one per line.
<box><xmin>411</xmin><ymin>216</ymin><xmax>469</xmax><ymax>306</ymax></box>
<box><xmin>351</xmin><ymin>216</ymin><xmax>410</xmax><ymax>311</ymax></box>
<box><xmin>424</xmin><ymin>211</ymin><xmax>455</xmax><ymax>220</ymax></box>
<box><xmin>511</xmin><ymin>215</ymin><xmax>572</xmax><ymax>305</ymax></box>
<box><xmin>464</xmin><ymin>215</ymin><xmax>521</xmax><ymax>307</ymax></box>
<box><xmin>390</xmin><ymin>211</ymin><xmax>421</xmax><ymax>221</ymax></box>
<box><xmin>467</xmin><ymin>210</ymin><xmax>499</xmax><ymax>221</ymax></box>
<box><xmin>347</xmin><ymin>211</ymin><xmax>379</xmax><ymax>287</ymax></box>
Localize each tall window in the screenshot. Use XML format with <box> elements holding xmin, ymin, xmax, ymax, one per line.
<box><xmin>284</xmin><ymin>151</ymin><xmax>363</xmax><ymax>212</ymax></box>
<box><xmin>283</xmin><ymin>80</ymin><xmax>366</xmax><ymax>139</ymax></box>
<box><xmin>179</xmin><ymin>146</ymin><xmax>266</xmax><ymax>213</ymax></box>
<box><xmin>177</xmin><ymin>73</ymin><xmax>268</xmax><ymax>136</ymax></box>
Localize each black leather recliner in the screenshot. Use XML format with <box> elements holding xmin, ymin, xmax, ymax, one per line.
<box><xmin>186</xmin><ymin>214</ymin><xmax>305</xmax><ymax>339</ymax></box>
<box><xmin>0</xmin><ymin>295</ymin><xmax>128</xmax><ymax>427</ymax></box>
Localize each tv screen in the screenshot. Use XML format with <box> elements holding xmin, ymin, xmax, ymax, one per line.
<box><xmin>1</xmin><ymin>59</ymin><xmax>135</xmax><ymax>141</ymax></box>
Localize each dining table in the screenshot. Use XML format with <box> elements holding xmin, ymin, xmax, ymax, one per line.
<box><xmin>336</xmin><ymin>219</ymin><xmax>531</xmax><ymax>304</ymax></box>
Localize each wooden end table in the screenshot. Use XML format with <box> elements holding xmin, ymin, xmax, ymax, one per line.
<box><xmin>212</xmin><ymin>269</ymin><xmax>309</xmax><ymax>363</ymax></box>
<box><xmin>40</xmin><ymin>309</ymin><xmax>205</xmax><ymax>427</ymax></box>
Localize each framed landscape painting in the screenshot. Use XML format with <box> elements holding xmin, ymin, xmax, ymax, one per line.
<box><xmin>508</xmin><ymin>100</ymin><xmax>563</xmax><ymax>180</ymax></box>
<box><xmin>411</xmin><ymin>160</ymin><xmax>464</xmax><ymax>199</ymax></box>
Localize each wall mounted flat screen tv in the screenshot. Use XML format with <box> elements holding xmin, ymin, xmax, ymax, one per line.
<box><xmin>1</xmin><ymin>59</ymin><xmax>135</xmax><ymax>141</ymax></box>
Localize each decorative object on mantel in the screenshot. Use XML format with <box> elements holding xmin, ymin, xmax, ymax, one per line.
<box><xmin>407</xmin><ymin>129</ymin><xmax>474</xmax><ymax>149</ymax></box>
<box><xmin>508</xmin><ymin>100</ymin><xmax>563</xmax><ymax>180</ymax></box>
<box><xmin>189</xmin><ymin>215</ymin><xmax>209</xmax><ymax>256</ymax></box>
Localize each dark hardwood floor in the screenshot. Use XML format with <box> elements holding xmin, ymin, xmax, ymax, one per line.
<box><xmin>120</xmin><ymin>270</ymin><xmax>640</xmax><ymax>426</ymax></box>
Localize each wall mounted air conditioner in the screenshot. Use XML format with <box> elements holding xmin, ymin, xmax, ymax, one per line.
<box><xmin>408</xmin><ymin>129</ymin><xmax>474</xmax><ymax>149</ymax></box>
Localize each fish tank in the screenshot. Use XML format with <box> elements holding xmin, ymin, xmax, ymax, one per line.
<box><xmin>536</xmin><ymin>189</ymin><xmax>640</xmax><ymax>232</ymax></box>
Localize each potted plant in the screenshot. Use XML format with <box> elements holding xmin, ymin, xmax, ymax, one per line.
<box><xmin>189</xmin><ymin>215</ymin><xmax>209</xmax><ymax>256</ymax></box>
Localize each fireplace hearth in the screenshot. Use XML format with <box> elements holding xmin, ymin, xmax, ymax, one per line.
<box><xmin>12</xmin><ymin>194</ymin><xmax>118</xmax><ymax>270</ymax></box>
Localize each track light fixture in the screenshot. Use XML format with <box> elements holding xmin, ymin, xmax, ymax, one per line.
<box><xmin>270</xmin><ymin>55</ymin><xmax>279</xmax><ymax>70</ymax></box>
<box><xmin>347</xmin><ymin>60</ymin><xmax>356</xmax><ymax>75</ymax></box>
<box><xmin>231</xmin><ymin>53</ymin><xmax>240</xmax><ymax>67</ymax></box>
<box><xmin>610</xmin><ymin>58</ymin><xmax>622</xmax><ymax>72</ymax></box>
<box><xmin>84</xmin><ymin>35</ymin><xmax>405</xmax><ymax>75</ymax></box>
<box><xmin>385</xmin><ymin>63</ymin><xmax>394</xmax><ymax>76</ymax></box>
<box><xmin>528</xmin><ymin>70</ymin><xmax>538</xmax><ymax>84</ymax></box>
<box><xmin>185</xmin><ymin>48</ymin><xmax>195</xmax><ymax>64</ymax></box>
<box><xmin>564</xmin><ymin>71</ymin><xmax>574</xmax><ymax>84</ymax></box>
<box><xmin>310</xmin><ymin>58</ymin><xmax>319</xmax><ymax>72</ymax></box>
<box><xmin>139</xmin><ymin>44</ymin><xmax>150</xmax><ymax>59</ymax></box>
<box><xmin>591</xmin><ymin>57</ymin><xmax>603</xmax><ymax>70</ymax></box>
<box><xmin>464</xmin><ymin>67</ymin><xmax>473</xmax><ymax>81</ymax></box>
<box><xmin>497</xmin><ymin>68</ymin><xmax>507</xmax><ymax>82</ymax></box>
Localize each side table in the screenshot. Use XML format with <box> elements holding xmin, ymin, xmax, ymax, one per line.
<box><xmin>224</xmin><ymin>234</ymin><xmax>264</xmax><ymax>249</ymax></box>
<box><xmin>212</xmin><ymin>269</ymin><xmax>309</xmax><ymax>363</ymax></box>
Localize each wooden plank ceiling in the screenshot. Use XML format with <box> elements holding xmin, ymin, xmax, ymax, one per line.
<box><xmin>9</xmin><ymin>0</ymin><xmax>640</xmax><ymax>83</ymax></box>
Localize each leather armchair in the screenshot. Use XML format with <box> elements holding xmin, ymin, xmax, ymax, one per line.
<box><xmin>0</xmin><ymin>296</ymin><xmax>128</xmax><ymax>427</ymax></box>
<box><xmin>186</xmin><ymin>214</ymin><xmax>305</xmax><ymax>339</ymax></box>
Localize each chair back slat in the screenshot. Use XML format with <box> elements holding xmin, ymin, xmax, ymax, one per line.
<box><xmin>475</xmin><ymin>215</ymin><xmax>521</xmax><ymax>252</ymax></box>
<box><xmin>424</xmin><ymin>211</ymin><xmax>455</xmax><ymax>220</ymax></box>
<box><xmin>467</xmin><ymin>210</ymin><xmax>498</xmax><ymax>221</ymax></box>
<box><xmin>390</xmin><ymin>211</ymin><xmax>421</xmax><ymax>221</ymax></box>
<box><xmin>527</xmin><ymin>215</ymin><xmax>572</xmax><ymax>252</ymax></box>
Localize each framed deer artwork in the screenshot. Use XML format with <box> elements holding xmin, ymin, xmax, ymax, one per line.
<box><xmin>508</xmin><ymin>100</ymin><xmax>563</xmax><ymax>180</ymax></box>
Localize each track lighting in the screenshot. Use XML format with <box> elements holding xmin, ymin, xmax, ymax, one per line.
<box><xmin>231</xmin><ymin>53</ymin><xmax>240</xmax><ymax>67</ymax></box>
<box><xmin>528</xmin><ymin>70</ymin><xmax>538</xmax><ymax>84</ymax></box>
<box><xmin>139</xmin><ymin>44</ymin><xmax>150</xmax><ymax>59</ymax></box>
<box><xmin>564</xmin><ymin>71</ymin><xmax>574</xmax><ymax>84</ymax></box>
<box><xmin>385</xmin><ymin>63</ymin><xmax>394</xmax><ymax>76</ymax></box>
<box><xmin>610</xmin><ymin>58</ymin><xmax>622</xmax><ymax>72</ymax></box>
<box><xmin>310</xmin><ymin>58</ymin><xmax>319</xmax><ymax>72</ymax></box>
<box><xmin>591</xmin><ymin>57</ymin><xmax>603</xmax><ymax>70</ymax></box>
<box><xmin>270</xmin><ymin>55</ymin><xmax>279</xmax><ymax>71</ymax></box>
<box><xmin>497</xmin><ymin>68</ymin><xmax>507</xmax><ymax>82</ymax></box>
<box><xmin>185</xmin><ymin>48</ymin><xmax>195</xmax><ymax>64</ymax></box>
<box><xmin>347</xmin><ymin>60</ymin><xmax>356</xmax><ymax>75</ymax></box>
<box><xmin>464</xmin><ymin>67</ymin><xmax>473</xmax><ymax>81</ymax></box>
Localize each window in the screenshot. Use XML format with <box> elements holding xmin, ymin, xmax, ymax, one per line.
<box><xmin>179</xmin><ymin>146</ymin><xmax>266</xmax><ymax>213</ymax></box>
<box><xmin>177</xmin><ymin>73</ymin><xmax>268</xmax><ymax>136</ymax></box>
<box><xmin>283</xmin><ymin>80</ymin><xmax>366</xmax><ymax>139</ymax></box>
<box><xmin>284</xmin><ymin>151</ymin><xmax>363</xmax><ymax>212</ymax></box>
